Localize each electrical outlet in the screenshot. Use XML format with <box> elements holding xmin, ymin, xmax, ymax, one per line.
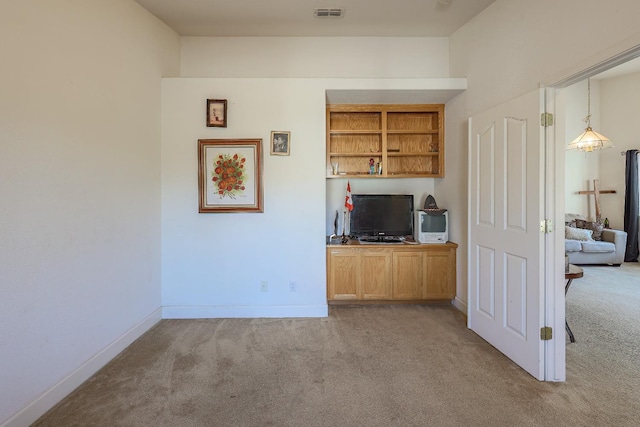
<box><xmin>260</xmin><ymin>281</ymin><xmax>268</xmax><ymax>292</ymax></box>
<box><xmin>289</xmin><ymin>281</ymin><xmax>297</xmax><ymax>292</ymax></box>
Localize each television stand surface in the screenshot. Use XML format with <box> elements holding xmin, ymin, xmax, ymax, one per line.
<box><xmin>357</xmin><ymin>236</ymin><xmax>404</xmax><ymax>244</ymax></box>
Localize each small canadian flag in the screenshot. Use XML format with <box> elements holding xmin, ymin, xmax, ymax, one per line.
<box><xmin>345</xmin><ymin>181</ymin><xmax>353</xmax><ymax>212</ymax></box>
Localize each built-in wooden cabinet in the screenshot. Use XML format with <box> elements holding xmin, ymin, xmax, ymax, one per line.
<box><xmin>328</xmin><ymin>249</ymin><xmax>393</xmax><ymax>300</ymax></box>
<box><xmin>392</xmin><ymin>251</ymin><xmax>425</xmax><ymax>300</ymax></box>
<box><xmin>361</xmin><ymin>251</ymin><xmax>393</xmax><ymax>299</ymax></box>
<box><xmin>326</xmin><ymin>104</ymin><xmax>445</xmax><ymax>178</ymax></box>
<box><xmin>327</xmin><ymin>250</ymin><xmax>359</xmax><ymax>300</ymax></box>
<box><xmin>326</xmin><ymin>242</ymin><xmax>457</xmax><ymax>303</ymax></box>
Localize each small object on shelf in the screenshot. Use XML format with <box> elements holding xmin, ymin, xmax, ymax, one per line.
<box><xmin>604</xmin><ymin>217</ymin><xmax>610</xmax><ymax>228</ymax></box>
<box><xmin>341</xmin><ymin>211</ymin><xmax>349</xmax><ymax>245</ymax></box>
<box><xmin>369</xmin><ymin>158</ymin><xmax>375</xmax><ymax>174</ymax></box>
<box><xmin>422</xmin><ymin>194</ymin><xmax>447</xmax><ymax>214</ymax></box>
<box><xmin>331</xmin><ymin>162</ymin><xmax>339</xmax><ymax>175</ymax></box>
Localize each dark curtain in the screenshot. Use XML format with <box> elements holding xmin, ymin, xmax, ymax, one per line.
<box><xmin>624</xmin><ymin>149</ymin><xmax>639</xmax><ymax>262</ymax></box>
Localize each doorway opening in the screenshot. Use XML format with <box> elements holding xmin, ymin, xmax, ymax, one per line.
<box><xmin>547</xmin><ymin>45</ymin><xmax>640</xmax><ymax>381</ymax></box>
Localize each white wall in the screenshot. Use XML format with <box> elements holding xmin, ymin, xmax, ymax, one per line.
<box><xmin>0</xmin><ymin>1</ymin><xmax>179</xmax><ymax>425</ymax></box>
<box><xmin>450</xmin><ymin>1</ymin><xmax>640</xmax><ymax>115</ymax></box>
<box><xmin>181</xmin><ymin>37</ymin><xmax>449</xmax><ymax>78</ymax></box>
<box><xmin>444</xmin><ymin>0</ymin><xmax>640</xmax><ymax>305</ymax></box>
<box><xmin>161</xmin><ymin>78</ymin><xmax>328</xmax><ymax>317</ymax></box>
<box><xmin>600</xmin><ymin>72</ymin><xmax>640</xmax><ymax>230</ymax></box>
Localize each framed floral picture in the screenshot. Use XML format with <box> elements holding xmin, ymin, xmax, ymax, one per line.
<box><xmin>206</xmin><ymin>99</ymin><xmax>227</xmax><ymax>127</ymax></box>
<box><xmin>198</xmin><ymin>139</ymin><xmax>263</xmax><ymax>213</ymax></box>
<box><xmin>270</xmin><ymin>131</ymin><xmax>290</xmax><ymax>156</ymax></box>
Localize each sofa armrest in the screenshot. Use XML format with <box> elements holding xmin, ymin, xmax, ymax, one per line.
<box><xmin>601</xmin><ymin>229</ymin><xmax>628</xmax><ymax>263</ymax></box>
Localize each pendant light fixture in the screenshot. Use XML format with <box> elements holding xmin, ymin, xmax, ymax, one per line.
<box><xmin>567</xmin><ymin>78</ymin><xmax>613</xmax><ymax>152</ymax></box>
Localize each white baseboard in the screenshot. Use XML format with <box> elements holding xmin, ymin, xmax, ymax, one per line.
<box><xmin>452</xmin><ymin>296</ymin><xmax>468</xmax><ymax>316</ymax></box>
<box><xmin>162</xmin><ymin>304</ymin><xmax>329</xmax><ymax>319</ymax></box>
<box><xmin>1</xmin><ymin>308</ymin><xmax>162</xmax><ymax>427</ymax></box>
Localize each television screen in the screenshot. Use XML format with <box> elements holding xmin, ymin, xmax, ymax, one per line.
<box><xmin>349</xmin><ymin>194</ymin><xmax>414</xmax><ymax>238</ymax></box>
<box><xmin>420</xmin><ymin>213</ymin><xmax>447</xmax><ymax>232</ymax></box>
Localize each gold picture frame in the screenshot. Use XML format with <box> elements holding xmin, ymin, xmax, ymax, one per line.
<box><xmin>198</xmin><ymin>139</ymin><xmax>263</xmax><ymax>213</ymax></box>
<box><xmin>270</xmin><ymin>131</ymin><xmax>290</xmax><ymax>156</ymax></box>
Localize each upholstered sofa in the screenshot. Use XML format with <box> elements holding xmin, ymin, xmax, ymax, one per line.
<box><xmin>565</xmin><ymin>214</ymin><xmax>627</xmax><ymax>266</ymax></box>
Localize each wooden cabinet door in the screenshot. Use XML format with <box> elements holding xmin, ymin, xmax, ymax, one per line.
<box><xmin>392</xmin><ymin>251</ymin><xmax>424</xmax><ymax>300</ymax></box>
<box><xmin>425</xmin><ymin>250</ymin><xmax>455</xmax><ymax>299</ymax></box>
<box><xmin>361</xmin><ymin>251</ymin><xmax>392</xmax><ymax>299</ymax></box>
<box><xmin>328</xmin><ymin>250</ymin><xmax>359</xmax><ymax>300</ymax></box>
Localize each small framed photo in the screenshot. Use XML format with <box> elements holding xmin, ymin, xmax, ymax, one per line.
<box><xmin>270</xmin><ymin>131</ymin><xmax>290</xmax><ymax>156</ymax></box>
<box><xmin>206</xmin><ymin>99</ymin><xmax>227</xmax><ymax>128</ymax></box>
<box><xmin>198</xmin><ymin>139</ymin><xmax>263</xmax><ymax>213</ymax></box>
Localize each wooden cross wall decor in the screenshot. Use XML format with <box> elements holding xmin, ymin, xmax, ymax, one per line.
<box><xmin>577</xmin><ymin>179</ymin><xmax>616</xmax><ymax>221</ymax></box>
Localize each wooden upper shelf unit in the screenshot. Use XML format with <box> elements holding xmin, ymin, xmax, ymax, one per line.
<box><xmin>326</xmin><ymin>104</ymin><xmax>445</xmax><ymax>178</ymax></box>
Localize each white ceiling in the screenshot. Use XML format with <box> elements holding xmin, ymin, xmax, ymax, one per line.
<box><xmin>134</xmin><ymin>0</ymin><xmax>497</xmax><ymax>37</ymax></box>
<box><xmin>133</xmin><ymin>0</ymin><xmax>640</xmax><ymax>90</ymax></box>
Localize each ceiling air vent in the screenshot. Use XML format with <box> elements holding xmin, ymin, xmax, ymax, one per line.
<box><xmin>314</xmin><ymin>8</ymin><xmax>345</xmax><ymax>18</ymax></box>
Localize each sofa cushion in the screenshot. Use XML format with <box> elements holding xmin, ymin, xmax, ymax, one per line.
<box><xmin>565</xmin><ymin>240</ymin><xmax>582</xmax><ymax>252</ymax></box>
<box><xmin>575</xmin><ymin>219</ymin><xmax>604</xmax><ymax>241</ymax></box>
<box><xmin>581</xmin><ymin>240</ymin><xmax>616</xmax><ymax>253</ymax></box>
<box><xmin>565</xmin><ymin>213</ymin><xmax>586</xmax><ymax>227</ymax></box>
<box><xmin>565</xmin><ymin>226</ymin><xmax>593</xmax><ymax>241</ymax></box>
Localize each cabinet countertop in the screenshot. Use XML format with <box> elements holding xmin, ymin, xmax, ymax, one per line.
<box><xmin>326</xmin><ymin>237</ymin><xmax>457</xmax><ymax>248</ymax></box>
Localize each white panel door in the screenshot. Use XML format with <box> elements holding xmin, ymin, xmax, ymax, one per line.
<box><xmin>468</xmin><ymin>90</ymin><xmax>545</xmax><ymax>380</ymax></box>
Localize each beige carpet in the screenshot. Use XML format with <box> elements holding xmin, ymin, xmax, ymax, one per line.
<box><xmin>34</xmin><ymin>264</ymin><xmax>640</xmax><ymax>426</ymax></box>
<box><xmin>564</xmin><ymin>262</ymin><xmax>640</xmax><ymax>425</ymax></box>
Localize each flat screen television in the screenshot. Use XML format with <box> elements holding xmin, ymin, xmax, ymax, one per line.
<box><xmin>349</xmin><ymin>194</ymin><xmax>414</xmax><ymax>240</ymax></box>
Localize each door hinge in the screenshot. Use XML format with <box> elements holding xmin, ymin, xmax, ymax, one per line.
<box><xmin>541</xmin><ymin>113</ymin><xmax>554</xmax><ymax>127</ymax></box>
<box><xmin>540</xmin><ymin>326</ymin><xmax>553</xmax><ymax>340</ymax></box>
<box><xmin>540</xmin><ymin>219</ymin><xmax>553</xmax><ymax>233</ymax></box>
